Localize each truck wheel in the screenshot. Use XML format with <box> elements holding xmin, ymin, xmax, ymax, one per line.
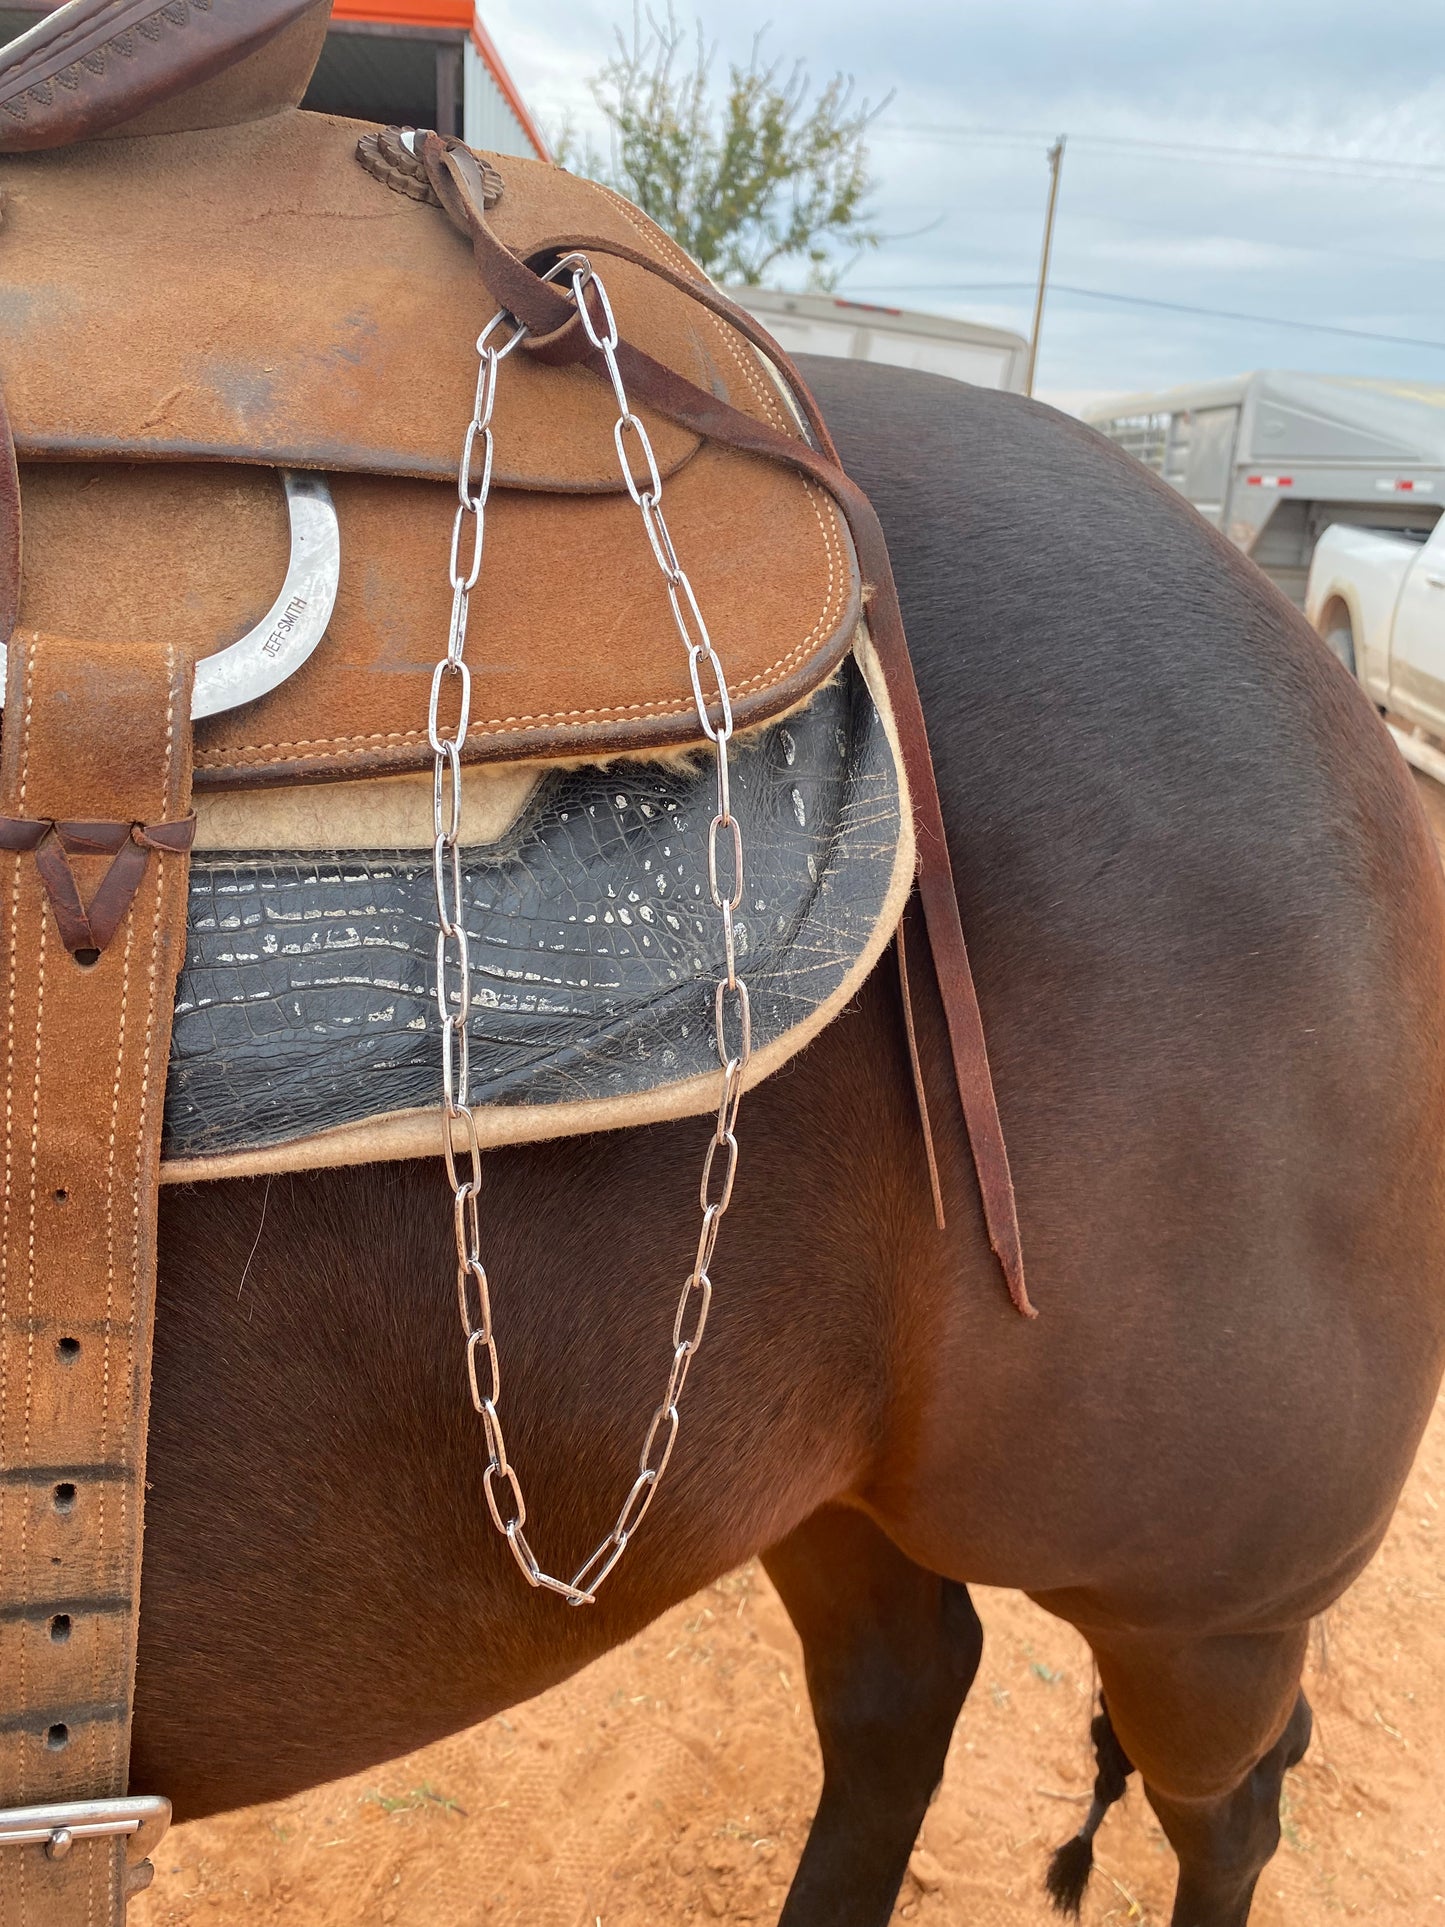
<box><xmin>1324</xmin><ymin>615</ymin><xmax>1357</xmax><ymax>677</ymax></box>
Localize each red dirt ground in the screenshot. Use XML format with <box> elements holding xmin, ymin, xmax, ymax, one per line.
<box><xmin>131</xmin><ymin>775</ymin><xmax>1445</xmax><ymax>1927</ymax></box>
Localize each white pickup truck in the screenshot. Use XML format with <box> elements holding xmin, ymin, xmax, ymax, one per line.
<box><xmin>1306</xmin><ymin>519</ymin><xmax>1445</xmax><ymax>744</ymax></box>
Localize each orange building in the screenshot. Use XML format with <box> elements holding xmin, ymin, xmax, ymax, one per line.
<box><xmin>316</xmin><ymin>3</ymin><xmax>547</xmax><ymax>157</ymax></box>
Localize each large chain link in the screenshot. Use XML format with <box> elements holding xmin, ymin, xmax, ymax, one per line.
<box><xmin>430</xmin><ymin>255</ymin><xmax>751</xmax><ymax>1605</ymax></box>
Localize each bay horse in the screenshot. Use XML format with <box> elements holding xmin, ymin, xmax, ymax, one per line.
<box><xmin>129</xmin><ymin>361</ymin><xmax>1445</xmax><ymax>1926</ymax></box>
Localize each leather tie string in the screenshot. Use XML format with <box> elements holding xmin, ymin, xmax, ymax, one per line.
<box><xmin>416</xmin><ymin>132</ymin><xmax>1034</xmax><ymax>1317</ymax></box>
<box><xmin>0</xmin><ymin>814</ymin><xmax>197</xmax><ymax>957</ymax></box>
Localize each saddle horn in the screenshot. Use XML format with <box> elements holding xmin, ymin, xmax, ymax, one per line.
<box><xmin>0</xmin><ymin>0</ymin><xmax>334</xmax><ymax>153</ymax></box>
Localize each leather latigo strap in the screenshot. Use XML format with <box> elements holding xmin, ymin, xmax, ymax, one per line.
<box><xmin>0</xmin><ymin>632</ymin><xmax>195</xmax><ymax>1918</ymax></box>
<box><xmin>417</xmin><ymin>136</ymin><xmax>1032</xmax><ymax>1315</ymax></box>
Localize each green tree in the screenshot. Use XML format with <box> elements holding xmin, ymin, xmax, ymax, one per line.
<box><xmin>560</xmin><ymin>9</ymin><xmax>885</xmax><ymax>289</ymax></box>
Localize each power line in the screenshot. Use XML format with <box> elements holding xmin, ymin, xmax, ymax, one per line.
<box><xmin>879</xmin><ymin>197</ymin><xmax>1445</xmax><ymax>270</ymax></box>
<box><xmin>842</xmin><ymin>279</ymin><xmax>1445</xmax><ymax>352</ymax></box>
<box><xmin>879</xmin><ymin>123</ymin><xmax>1445</xmax><ymax>180</ymax></box>
<box><xmin>874</xmin><ymin>123</ymin><xmax>1445</xmax><ymax>187</ymax></box>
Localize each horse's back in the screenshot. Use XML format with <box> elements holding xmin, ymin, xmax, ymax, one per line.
<box><xmin>801</xmin><ymin>359</ymin><xmax>1445</xmax><ymax>1618</ymax></box>
<box><xmin>804</xmin><ymin>360</ymin><xmax>1441</xmax><ymax>1018</ymax></box>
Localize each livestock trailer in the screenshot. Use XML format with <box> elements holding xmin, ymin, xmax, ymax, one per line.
<box><xmin>1086</xmin><ymin>371</ymin><xmax>1445</xmax><ymax>606</ymax></box>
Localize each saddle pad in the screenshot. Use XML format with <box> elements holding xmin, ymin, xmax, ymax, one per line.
<box><xmin>161</xmin><ymin>655</ymin><xmax>911</xmax><ymax>1179</ymax></box>
<box><xmin>0</xmin><ymin>111</ymin><xmax>861</xmax><ymax>773</ymax></box>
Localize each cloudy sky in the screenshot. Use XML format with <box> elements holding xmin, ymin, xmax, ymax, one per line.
<box><xmin>482</xmin><ymin>0</ymin><xmax>1445</xmax><ymax>409</ymax></box>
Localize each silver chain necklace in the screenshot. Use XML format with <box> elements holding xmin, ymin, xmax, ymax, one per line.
<box><xmin>428</xmin><ymin>256</ymin><xmax>751</xmax><ymax>1605</ymax></box>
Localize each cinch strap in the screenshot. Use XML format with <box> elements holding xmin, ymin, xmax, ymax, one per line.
<box><xmin>0</xmin><ymin>630</ymin><xmax>195</xmax><ymax>1921</ymax></box>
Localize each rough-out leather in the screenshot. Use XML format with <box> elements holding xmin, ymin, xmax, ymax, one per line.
<box><xmin>0</xmin><ymin>115</ymin><xmax>709</xmax><ymax>493</ymax></box>
<box><xmin>0</xmin><ymin>0</ymin><xmax>333</xmax><ymax>152</ymax></box>
<box><xmin>0</xmin><ymin>114</ymin><xmax>861</xmax><ymax>776</ymax></box>
<box><xmin>14</xmin><ymin>453</ymin><xmax>858</xmax><ymax>786</ymax></box>
<box><xmin>0</xmin><ymin>630</ymin><xmax>195</xmax><ymax>1919</ymax></box>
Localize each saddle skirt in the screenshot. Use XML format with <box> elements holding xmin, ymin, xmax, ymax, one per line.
<box><xmin>2</xmin><ymin>108</ymin><xmax>863</xmax><ymax>774</ymax></box>
<box><xmin>0</xmin><ymin>103</ymin><xmax>910</xmax><ymax>1177</ymax></box>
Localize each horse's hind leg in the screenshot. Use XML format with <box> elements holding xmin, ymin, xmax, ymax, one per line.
<box><xmin>763</xmin><ymin>1506</ymin><xmax>981</xmax><ymax>1927</ymax></box>
<box><xmin>1084</xmin><ymin>1625</ymin><xmax>1313</xmax><ymax>1927</ymax></box>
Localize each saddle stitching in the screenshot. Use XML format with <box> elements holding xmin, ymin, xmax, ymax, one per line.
<box><xmin>20</xmin><ymin>903</ymin><xmax>43</xmax><ymax>1792</ymax></box>
<box><xmin>111</xmin><ymin>640</ymin><xmax>181</xmax><ymax>1787</ymax></box>
<box><xmin>95</xmin><ymin>902</ymin><xmax>135</xmax><ymax>1788</ymax></box>
<box><xmin>198</xmin><ymin>548</ymin><xmax>850</xmax><ymax>768</ymax></box>
<box><xmin>4</xmin><ymin>638</ymin><xmax>35</xmax><ymax>1793</ymax></box>
<box><xmin>0</xmin><ymin>641</ymin><xmax>26</xmax><ymax>1666</ymax></box>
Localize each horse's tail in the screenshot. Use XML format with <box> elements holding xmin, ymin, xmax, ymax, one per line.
<box><xmin>1044</xmin><ymin>1698</ymin><xmax>1134</xmax><ymax>1916</ymax></box>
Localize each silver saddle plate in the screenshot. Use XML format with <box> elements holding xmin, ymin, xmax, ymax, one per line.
<box><xmin>161</xmin><ymin>654</ymin><xmax>908</xmax><ymax>1177</ymax></box>
<box><xmin>0</xmin><ymin>471</ymin><xmax>340</xmax><ymax>718</ymax></box>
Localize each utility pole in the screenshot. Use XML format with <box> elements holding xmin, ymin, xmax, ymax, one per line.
<box><xmin>1024</xmin><ymin>135</ymin><xmax>1066</xmax><ymax>398</ymax></box>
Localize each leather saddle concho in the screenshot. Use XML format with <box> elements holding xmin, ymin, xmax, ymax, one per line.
<box><xmin>0</xmin><ymin>0</ymin><xmax>1028</xmax><ymax>1917</ymax></box>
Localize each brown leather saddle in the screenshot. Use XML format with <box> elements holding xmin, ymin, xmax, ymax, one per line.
<box><xmin>0</xmin><ymin>2</ymin><xmax>1026</xmax><ymax>1916</ymax></box>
